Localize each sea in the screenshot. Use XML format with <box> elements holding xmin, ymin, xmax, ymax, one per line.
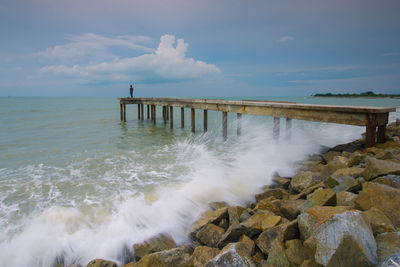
<box><xmin>0</xmin><ymin>96</ymin><xmax>399</xmax><ymax>266</ymax></box>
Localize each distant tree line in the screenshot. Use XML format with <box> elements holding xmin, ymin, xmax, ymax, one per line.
<box><xmin>313</xmin><ymin>91</ymin><xmax>400</xmax><ymax>98</ymax></box>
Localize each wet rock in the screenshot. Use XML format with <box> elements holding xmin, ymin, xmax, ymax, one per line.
<box><xmin>298</xmin><ymin>206</ymin><xmax>351</xmax><ymax>240</ymax></box>
<box><xmin>299</xmin><ymin>259</ymin><xmax>323</xmax><ymax>267</ymax></box>
<box><xmin>239</xmin><ymin>210</ymin><xmax>251</xmax><ymax>222</ymax></box>
<box><xmin>290</xmin><ymin>171</ymin><xmax>319</xmax><ymax>193</ymax></box>
<box><xmin>196</xmin><ymin>223</ymin><xmax>225</xmax><ymax>247</ymax></box>
<box><xmin>355</xmin><ymin>182</ymin><xmax>400</xmax><ymax>228</ymax></box>
<box><xmin>304</xmin><ymin>211</ymin><xmax>377</xmax><ymax>267</ymax></box>
<box><xmin>285</xmin><ymin>239</ymin><xmax>309</xmax><ymax>266</ymax></box>
<box><xmin>273</xmin><ymin>175</ymin><xmax>291</xmax><ymax>189</ymax></box>
<box><xmin>239</xmin><ymin>235</ymin><xmax>255</xmax><ymax>255</ymax></box>
<box><xmin>376</xmin><ymin>232</ymin><xmax>400</xmax><ymax>262</ymax></box>
<box><xmin>254</xmin><ymin>198</ymin><xmax>281</xmax><ymax>215</ymax></box>
<box><xmin>261</xmin><ymin>215</ymin><xmax>282</xmax><ymax>230</ymax></box>
<box><xmin>263</xmin><ymin>239</ymin><xmax>291</xmax><ymax>267</ymax></box>
<box><xmin>218</xmin><ymin>218</ymin><xmax>229</xmax><ymax>229</ymax></box>
<box><xmin>332</xmin><ymin>167</ymin><xmax>364</xmax><ymax>178</ymax></box>
<box><xmin>322</xmin><ymin>151</ymin><xmax>341</xmax><ymax>163</ymax></box>
<box><xmin>364</xmin><ymin>158</ymin><xmax>400</xmax><ymax>181</ymax></box>
<box><xmin>190</xmin><ymin>246</ymin><xmax>220</xmax><ymax>267</ymax></box>
<box><xmin>120</xmin><ymin>263</ymin><xmax>137</xmax><ymax>267</ymax></box>
<box><xmin>256</xmin><ymin>220</ymin><xmax>298</xmax><ymax>255</ymax></box>
<box><xmin>227</xmin><ymin>206</ymin><xmax>246</xmax><ymax>226</ymax></box>
<box><xmin>136</xmin><ymin>246</ymin><xmax>192</xmax><ymax>267</ymax></box>
<box><xmin>373</xmin><ymin>175</ymin><xmax>400</xmax><ymax>189</ymax></box>
<box><xmin>298</xmin><ymin>198</ymin><xmax>314</xmax><ymax>213</ymax></box>
<box><xmin>328</xmin><ymin>139</ymin><xmax>364</xmax><ymax>153</ymax></box>
<box><xmin>347</xmin><ymin>151</ymin><xmax>366</xmax><ymax>167</ymax></box>
<box><xmin>209</xmin><ymin>201</ymin><xmax>229</xmax><ymax>210</ymax></box>
<box><xmin>133</xmin><ymin>234</ymin><xmax>176</xmax><ymax>260</ymax></box>
<box><xmin>328</xmin><ymin>175</ymin><xmax>361</xmax><ymax>193</ymax></box>
<box><xmin>363</xmin><ymin>207</ymin><xmax>396</xmax><ymax>236</ymax></box>
<box><xmin>240</xmin><ymin>211</ymin><xmax>274</xmax><ymax>237</ymax></box>
<box><xmin>189</xmin><ymin>207</ymin><xmax>228</xmax><ymax>237</ymax></box>
<box><xmin>312</xmin><ymin>188</ymin><xmax>336</xmax><ymax>206</ymax></box>
<box><xmin>255</xmin><ymin>188</ymin><xmax>288</xmax><ymax>202</ymax></box>
<box><xmin>291</xmin><ymin>181</ymin><xmax>326</xmax><ymax>200</ymax></box>
<box><xmin>320</xmin><ymin>156</ymin><xmax>348</xmax><ymax>178</ymax></box>
<box><xmin>336</xmin><ymin>191</ymin><xmax>357</xmax><ymax>207</ymax></box>
<box><xmin>280</xmin><ymin>199</ymin><xmax>304</xmax><ymax>220</ymax></box>
<box><xmin>205</xmin><ymin>242</ymin><xmax>256</xmax><ymax>267</ymax></box>
<box><xmin>217</xmin><ymin>223</ymin><xmax>247</xmax><ymax>249</ymax></box>
<box><xmin>85</xmin><ymin>259</ymin><xmax>118</xmax><ymax>267</ymax></box>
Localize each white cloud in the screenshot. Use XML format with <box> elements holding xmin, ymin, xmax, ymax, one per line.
<box><xmin>36</xmin><ymin>33</ymin><xmax>154</xmax><ymax>63</ymax></box>
<box><xmin>277</xmin><ymin>36</ymin><xmax>294</xmax><ymax>43</ymax></box>
<box><xmin>37</xmin><ymin>34</ymin><xmax>221</xmax><ymax>84</ymax></box>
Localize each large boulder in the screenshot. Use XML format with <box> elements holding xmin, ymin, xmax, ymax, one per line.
<box><xmin>312</xmin><ymin>188</ymin><xmax>336</xmax><ymax>206</ymax></box>
<box><xmin>331</xmin><ymin>167</ymin><xmax>364</xmax><ymax>178</ymax></box>
<box><xmin>363</xmin><ymin>207</ymin><xmax>396</xmax><ymax>236</ymax></box>
<box><xmin>290</xmin><ymin>171</ymin><xmax>319</xmax><ymax>193</ymax></box>
<box><xmin>256</xmin><ymin>220</ymin><xmax>298</xmax><ymax>255</ymax></box>
<box><xmin>285</xmin><ymin>239</ymin><xmax>309</xmax><ymax>266</ymax></box>
<box><xmin>336</xmin><ymin>191</ymin><xmax>357</xmax><ymax>208</ymax></box>
<box><xmin>255</xmin><ymin>188</ymin><xmax>288</xmax><ymax>202</ymax></box>
<box><xmin>355</xmin><ymin>182</ymin><xmax>400</xmax><ymax>228</ymax></box>
<box><xmin>298</xmin><ymin>206</ymin><xmax>351</xmax><ymax>241</ymax></box>
<box><xmin>132</xmin><ymin>234</ymin><xmax>176</xmax><ymax>260</ymax></box>
<box><xmin>262</xmin><ymin>239</ymin><xmax>291</xmax><ymax>267</ymax></box>
<box><xmin>280</xmin><ymin>199</ymin><xmax>305</xmax><ymax>220</ymax></box>
<box><xmin>190</xmin><ymin>246</ymin><xmax>220</xmax><ymax>267</ymax></box>
<box><xmin>376</xmin><ymin>232</ymin><xmax>400</xmax><ymax>263</ymax></box>
<box><xmin>85</xmin><ymin>259</ymin><xmax>118</xmax><ymax>267</ymax></box>
<box><xmin>189</xmin><ymin>207</ymin><xmax>228</xmax><ymax>237</ymax></box>
<box><xmin>205</xmin><ymin>242</ymin><xmax>256</xmax><ymax>267</ymax></box>
<box><xmin>196</xmin><ymin>223</ymin><xmax>225</xmax><ymax>247</ymax></box>
<box><xmin>304</xmin><ymin>211</ymin><xmax>377</xmax><ymax>267</ymax></box>
<box><xmin>363</xmin><ymin>158</ymin><xmax>400</xmax><ymax>181</ymax></box>
<box><xmin>373</xmin><ymin>175</ymin><xmax>400</xmax><ymax>189</ymax></box>
<box><xmin>136</xmin><ymin>246</ymin><xmax>192</xmax><ymax>267</ymax></box>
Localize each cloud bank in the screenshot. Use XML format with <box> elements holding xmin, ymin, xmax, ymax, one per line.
<box><xmin>37</xmin><ymin>34</ymin><xmax>221</xmax><ymax>84</ymax></box>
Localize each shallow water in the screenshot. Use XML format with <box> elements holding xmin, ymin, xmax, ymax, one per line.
<box><xmin>0</xmin><ymin>96</ymin><xmax>399</xmax><ymax>266</ymax></box>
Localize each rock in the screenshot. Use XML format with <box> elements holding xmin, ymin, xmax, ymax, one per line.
<box><xmin>363</xmin><ymin>207</ymin><xmax>396</xmax><ymax>236</ymax></box>
<box><xmin>136</xmin><ymin>246</ymin><xmax>192</xmax><ymax>267</ymax></box>
<box><xmin>298</xmin><ymin>198</ymin><xmax>314</xmax><ymax>213</ymax></box>
<box><xmin>290</xmin><ymin>181</ymin><xmax>326</xmax><ymax>200</ymax></box>
<box><xmin>190</xmin><ymin>246</ymin><xmax>220</xmax><ymax>267</ymax></box>
<box><xmin>196</xmin><ymin>223</ymin><xmax>225</xmax><ymax>247</ymax></box>
<box><xmin>322</xmin><ymin>151</ymin><xmax>341</xmax><ymax>163</ymax></box>
<box><xmin>239</xmin><ymin>235</ymin><xmax>255</xmax><ymax>255</ymax></box>
<box><xmin>328</xmin><ymin>175</ymin><xmax>361</xmax><ymax>193</ymax></box>
<box><xmin>85</xmin><ymin>259</ymin><xmax>118</xmax><ymax>267</ymax></box>
<box><xmin>328</xmin><ymin>139</ymin><xmax>365</xmax><ymax>153</ymax></box>
<box><xmin>379</xmin><ymin>250</ymin><xmax>400</xmax><ymax>267</ymax></box>
<box><xmin>319</xmin><ymin>156</ymin><xmax>348</xmax><ymax>178</ymax></box>
<box><xmin>189</xmin><ymin>207</ymin><xmax>228</xmax><ymax>236</ymax></box>
<box><xmin>219</xmin><ymin>218</ymin><xmax>229</xmax><ymax>229</ymax></box>
<box><xmin>256</xmin><ymin>220</ymin><xmax>299</xmax><ymax>255</ymax></box>
<box><xmin>227</xmin><ymin>206</ymin><xmax>246</xmax><ymax>226</ymax></box>
<box><xmin>364</xmin><ymin>158</ymin><xmax>400</xmax><ymax>181</ymax></box>
<box><xmin>205</xmin><ymin>242</ymin><xmax>256</xmax><ymax>267</ymax></box>
<box><xmin>348</xmin><ymin>152</ymin><xmax>366</xmax><ymax>167</ymax></box>
<box><xmin>252</xmin><ymin>252</ymin><xmax>264</xmax><ymax>264</ymax></box>
<box><xmin>217</xmin><ymin>223</ymin><xmax>247</xmax><ymax>249</ymax></box>
<box><xmin>376</xmin><ymin>150</ymin><xmax>396</xmax><ymax>160</ymax></box>
<box><xmin>312</xmin><ymin>188</ymin><xmax>336</xmax><ymax>206</ymax></box>
<box><xmin>263</xmin><ymin>239</ymin><xmax>291</xmax><ymax>267</ymax></box>
<box><xmin>373</xmin><ymin>175</ymin><xmax>400</xmax><ymax>189</ymax></box>
<box><xmin>332</xmin><ymin>167</ymin><xmax>364</xmax><ymax>178</ymax></box>
<box><xmin>255</xmin><ymin>188</ymin><xmax>288</xmax><ymax>202</ymax></box>
<box><xmin>298</xmin><ymin>206</ymin><xmax>351</xmax><ymax>240</ymax></box>
<box><xmin>273</xmin><ymin>175</ymin><xmax>291</xmax><ymax>189</ymax></box>
<box><xmin>133</xmin><ymin>234</ymin><xmax>176</xmax><ymax>260</ymax></box>
<box><xmin>280</xmin><ymin>199</ymin><xmax>305</xmax><ymax>220</ymax></box>
<box><xmin>239</xmin><ymin>210</ymin><xmax>251</xmax><ymax>222</ymax></box>
<box><xmin>120</xmin><ymin>263</ymin><xmax>137</xmax><ymax>267</ymax></box>
<box><xmin>254</xmin><ymin>198</ymin><xmax>281</xmax><ymax>215</ymax></box>
<box><xmin>285</xmin><ymin>239</ymin><xmax>309</xmax><ymax>266</ymax></box>
<box><xmin>304</xmin><ymin>211</ymin><xmax>378</xmax><ymax>267</ymax></box>
<box><xmin>240</xmin><ymin>211</ymin><xmax>274</xmax><ymax>237</ymax></box>
<box><xmin>209</xmin><ymin>201</ymin><xmax>229</xmax><ymax>210</ymax></box>
<box><xmin>299</xmin><ymin>259</ymin><xmax>323</xmax><ymax>267</ymax></box>
<box><xmin>290</xmin><ymin>171</ymin><xmax>319</xmax><ymax>193</ymax></box>
<box><xmin>376</xmin><ymin>232</ymin><xmax>400</xmax><ymax>262</ymax></box>
<box><xmin>355</xmin><ymin>182</ymin><xmax>400</xmax><ymax>228</ymax></box>
<box><xmin>261</xmin><ymin>215</ymin><xmax>282</xmax><ymax>230</ymax></box>
<box><xmin>336</xmin><ymin>191</ymin><xmax>357</xmax><ymax>207</ymax></box>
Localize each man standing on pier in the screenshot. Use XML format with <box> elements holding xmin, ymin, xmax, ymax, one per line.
<box><xmin>129</xmin><ymin>84</ymin><xmax>134</xmax><ymax>98</ymax></box>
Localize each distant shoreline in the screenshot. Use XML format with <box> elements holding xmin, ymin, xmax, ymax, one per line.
<box><xmin>311</xmin><ymin>96</ymin><xmax>400</xmax><ymax>99</ymax></box>
<box><xmin>312</xmin><ymin>91</ymin><xmax>400</xmax><ymax>99</ymax></box>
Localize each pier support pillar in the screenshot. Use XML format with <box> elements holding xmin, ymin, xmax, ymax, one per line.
<box><xmin>169</xmin><ymin>106</ymin><xmax>173</xmax><ymax>129</ymax></box>
<box><xmin>153</xmin><ymin>105</ymin><xmax>156</xmax><ymax>123</ymax></box>
<box><xmin>377</xmin><ymin>125</ymin><xmax>386</xmax><ymax>144</ymax></box>
<box><xmin>222</xmin><ymin>112</ymin><xmax>227</xmax><ymax>141</ymax></box>
<box><xmin>191</xmin><ymin>108</ymin><xmax>195</xmax><ymax>133</ymax></box>
<box><xmin>181</xmin><ymin>108</ymin><xmax>185</xmax><ymax>128</ymax></box>
<box><xmin>138</xmin><ymin>104</ymin><xmax>140</xmax><ymax>120</ymax></box>
<box><xmin>141</xmin><ymin>104</ymin><xmax>144</xmax><ymax>120</ymax></box>
<box><xmin>123</xmin><ymin>104</ymin><xmax>126</xmax><ymax>123</ymax></box>
<box><xmin>237</xmin><ymin>113</ymin><xmax>242</xmax><ymax>136</ymax></box>
<box><xmin>147</xmin><ymin>105</ymin><xmax>150</xmax><ymax>119</ymax></box>
<box><xmin>365</xmin><ymin>114</ymin><xmax>377</xmax><ymax>148</ymax></box>
<box><xmin>163</xmin><ymin>106</ymin><xmax>167</xmax><ymax>123</ymax></box>
<box><xmin>285</xmin><ymin>118</ymin><xmax>292</xmax><ymax>139</ymax></box>
<box><xmin>120</xmin><ymin>103</ymin><xmax>123</xmax><ymax>121</ymax></box>
<box><xmin>273</xmin><ymin>117</ymin><xmax>280</xmax><ymax>139</ymax></box>
<box><xmin>204</xmin><ymin>110</ymin><xmax>208</xmax><ymax>132</ymax></box>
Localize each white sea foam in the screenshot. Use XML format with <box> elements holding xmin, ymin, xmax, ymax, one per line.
<box><xmin>0</xmin><ymin>117</ymin><xmax>365</xmax><ymax>266</ymax></box>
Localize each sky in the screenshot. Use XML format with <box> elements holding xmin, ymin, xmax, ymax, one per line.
<box><xmin>0</xmin><ymin>0</ymin><xmax>399</xmax><ymax>97</ymax></box>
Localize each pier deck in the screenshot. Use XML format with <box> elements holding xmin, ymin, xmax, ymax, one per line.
<box><xmin>118</xmin><ymin>97</ymin><xmax>396</xmax><ymax>147</ymax></box>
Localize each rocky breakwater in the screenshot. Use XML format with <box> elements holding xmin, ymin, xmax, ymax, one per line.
<box><xmin>78</xmin><ymin>120</ymin><xmax>400</xmax><ymax>267</ymax></box>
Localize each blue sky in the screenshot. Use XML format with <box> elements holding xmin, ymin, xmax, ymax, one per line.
<box><xmin>0</xmin><ymin>0</ymin><xmax>399</xmax><ymax>97</ymax></box>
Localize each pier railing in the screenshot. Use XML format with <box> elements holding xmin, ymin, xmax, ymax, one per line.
<box><xmin>118</xmin><ymin>97</ymin><xmax>396</xmax><ymax>147</ymax></box>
